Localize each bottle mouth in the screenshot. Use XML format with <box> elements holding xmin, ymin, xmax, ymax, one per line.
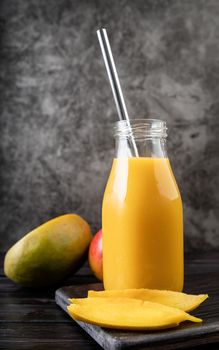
<box><xmin>114</xmin><ymin>118</ymin><xmax>167</xmax><ymax>140</ymax></box>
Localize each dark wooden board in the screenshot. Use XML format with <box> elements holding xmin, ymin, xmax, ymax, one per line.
<box><xmin>1</xmin><ymin>252</ymin><xmax>219</xmax><ymax>350</ymax></box>
<box><xmin>56</xmin><ymin>281</ymin><xmax>219</xmax><ymax>350</ymax></box>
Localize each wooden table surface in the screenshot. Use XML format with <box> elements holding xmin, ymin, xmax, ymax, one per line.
<box><xmin>0</xmin><ymin>251</ymin><xmax>218</xmax><ymax>350</ymax></box>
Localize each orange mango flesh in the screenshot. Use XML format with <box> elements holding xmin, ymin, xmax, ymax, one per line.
<box><xmin>67</xmin><ymin>297</ymin><xmax>201</xmax><ymax>330</ymax></box>
<box><xmin>88</xmin><ymin>289</ymin><xmax>208</xmax><ymax>312</ymax></box>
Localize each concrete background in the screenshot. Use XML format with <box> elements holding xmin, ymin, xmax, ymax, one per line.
<box><xmin>0</xmin><ymin>0</ymin><xmax>218</xmax><ymax>251</ymax></box>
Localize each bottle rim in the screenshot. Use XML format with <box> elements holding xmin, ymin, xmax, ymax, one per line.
<box><xmin>114</xmin><ymin>118</ymin><xmax>168</xmax><ymax>139</ymax></box>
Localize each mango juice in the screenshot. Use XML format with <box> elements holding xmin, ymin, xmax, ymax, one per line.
<box><xmin>102</xmin><ymin>157</ymin><xmax>184</xmax><ymax>291</ymax></box>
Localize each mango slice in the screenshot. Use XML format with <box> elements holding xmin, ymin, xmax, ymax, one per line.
<box><xmin>88</xmin><ymin>289</ymin><xmax>208</xmax><ymax>312</ymax></box>
<box><xmin>68</xmin><ymin>297</ymin><xmax>201</xmax><ymax>330</ymax></box>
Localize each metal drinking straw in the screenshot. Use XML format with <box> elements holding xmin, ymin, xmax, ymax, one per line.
<box><xmin>97</xmin><ymin>28</ymin><xmax>139</xmax><ymax>157</ymax></box>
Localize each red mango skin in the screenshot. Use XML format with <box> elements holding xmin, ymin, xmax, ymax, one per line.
<box><xmin>88</xmin><ymin>229</ymin><xmax>103</xmax><ymax>281</ymax></box>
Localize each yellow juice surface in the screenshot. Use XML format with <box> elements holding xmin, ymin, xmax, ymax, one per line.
<box><xmin>102</xmin><ymin>157</ymin><xmax>184</xmax><ymax>291</ymax></box>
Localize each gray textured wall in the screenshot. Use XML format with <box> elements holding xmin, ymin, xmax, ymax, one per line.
<box><xmin>0</xmin><ymin>0</ymin><xmax>218</xmax><ymax>252</ymax></box>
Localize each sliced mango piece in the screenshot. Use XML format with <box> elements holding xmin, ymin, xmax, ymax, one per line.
<box><xmin>68</xmin><ymin>297</ymin><xmax>201</xmax><ymax>330</ymax></box>
<box><xmin>88</xmin><ymin>289</ymin><xmax>208</xmax><ymax>312</ymax></box>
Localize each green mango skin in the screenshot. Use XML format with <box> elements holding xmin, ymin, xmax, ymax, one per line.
<box><xmin>4</xmin><ymin>214</ymin><xmax>92</xmax><ymax>287</ymax></box>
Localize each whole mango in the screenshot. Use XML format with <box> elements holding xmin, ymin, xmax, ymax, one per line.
<box><xmin>88</xmin><ymin>229</ymin><xmax>103</xmax><ymax>281</ymax></box>
<box><xmin>4</xmin><ymin>214</ymin><xmax>92</xmax><ymax>287</ymax></box>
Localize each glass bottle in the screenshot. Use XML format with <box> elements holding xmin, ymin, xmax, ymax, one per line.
<box><xmin>102</xmin><ymin>119</ymin><xmax>184</xmax><ymax>291</ymax></box>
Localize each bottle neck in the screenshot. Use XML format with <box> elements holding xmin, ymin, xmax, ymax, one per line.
<box><xmin>115</xmin><ymin>138</ymin><xmax>167</xmax><ymax>158</ymax></box>
<box><xmin>114</xmin><ymin>119</ymin><xmax>168</xmax><ymax>158</ymax></box>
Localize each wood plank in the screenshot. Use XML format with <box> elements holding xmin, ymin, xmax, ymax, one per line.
<box><xmin>0</xmin><ymin>323</ymin><xmax>102</xmax><ymax>349</ymax></box>
<box><xmin>0</xmin><ymin>304</ymin><xmax>71</xmax><ymax>323</ymax></box>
